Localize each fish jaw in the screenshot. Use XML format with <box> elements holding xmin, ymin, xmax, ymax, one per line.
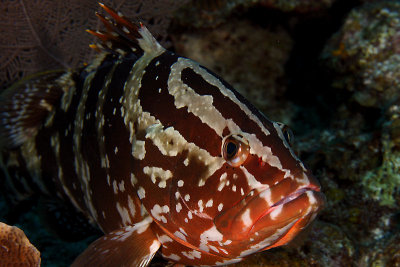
<box><xmin>214</xmin><ymin>172</ymin><xmax>325</xmax><ymax>254</ymax></box>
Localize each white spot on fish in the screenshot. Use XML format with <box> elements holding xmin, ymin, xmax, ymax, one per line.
<box><xmin>174</xmin><ymin>231</ymin><xmax>187</xmax><ymax>242</ymax></box>
<box><xmin>165</xmin><ymin>254</ymin><xmax>180</xmax><ymax>261</ymax></box>
<box><xmin>259</xmin><ymin>187</ymin><xmax>273</xmax><ymax>206</ymax></box>
<box><xmin>218</xmin><ymin>203</ymin><xmax>224</xmax><ymax>212</ymax></box>
<box><xmin>130</xmin><ymin>173</ymin><xmax>138</xmax><ymax>185</ymax></box>
<box><xmin>224</xmin><ymin>240</ymin><xmax>232</xmax><ymax>245</ymax></box>
<box><xmin>184</xmin><ymin>194</ymin><xmax>190</xmax><ymax>201</ymax></box>
<box><xmin>200</xmin><ymin>226</ymin><xmax>223</xmax><ymax>244</ymax></box>
<box><xmin>176</xmin><ymin>203</ymin><xmax>182</xmax><ymax>213</ymax></box>
<box><xmin>198</xmin><ymin>199</ymin><xmax>204</xmax><ymax>212</ymax></box>
<box><xmin>209</xmin><ymin>245</ymin><xmax>219</xmax><ymax>253</ymax></box>
<box><xmin>158</xmin><ymin>235</ymin><xmax>173</xmax><ymax>243</ymax></box>
<box><xmin>182</xmin><ymin>250</ymin><xmax>201</xmax><ymax>260</ymax></box>
<box><xmin>151</xmin><ymin>204</ymin><xmax>169</xmax><ymax>224</ymax></box>
<box><xmin>113</xmin><ymin>180</ymin><xmax>118</xmax><ymax>194</ymax></box>
<box><xmin>138</xmin><ymin>186</ymin><xmax>146</xmax><ymax>199</ymax></box>
<box><xmin>118</xmin><ymin>180</ymin><xmax>125</xmax><ymax>192</ymax></box>
<box><xmin>116</xmin><ymin>202</ymin><xmax>132</xmax><ymax>226</ymax></box>
<box><xmin>179</xmin><ymin>227</ymin><xmax>188</xmax><ymax>236</ymax></box>
<box><xmin>132</xmin><ymin>140</ymin><xmax>146</xmax><ymax>160</ymax></box>
<box><xmin>218</xmin><ymin>173</ymin><xmax>228</xmax><ymax>191</ymax></box>
<box><xmin>143</xmin><ymin>166</ymin><xmax>172</xmax><ymax>188</ymax></box>
<box><xmin>241</xmin><ymin>208</ymin><xmax>252</xmax><ymax>227</ymax></box>
<box><xmin>127</xmin><ymin>195</ymin><xmax>136</xmax><ymax>218</ymax></box>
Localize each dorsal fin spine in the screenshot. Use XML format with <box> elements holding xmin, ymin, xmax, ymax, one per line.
<box><xmin>137</xmin><ymin>25</ymin><xmax>165</xmax><ymax>55</ymax></box>
<box><xmin>87</xmin><ymin>3</ymin><xmax>165</xmax><ymax>59</ymax></box>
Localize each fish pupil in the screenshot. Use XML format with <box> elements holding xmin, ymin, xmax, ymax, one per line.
<box><xmin>226</xmin><ymin>141</ymin><xmax>238</xmax><ymax>158</ymax></box>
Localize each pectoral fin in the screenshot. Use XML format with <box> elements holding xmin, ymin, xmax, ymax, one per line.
<box><xmin>0</xmin><ymin>70</ymin><xmax>65</xmax><ymax>147</ymax></box>
<box><xmin>72</xmin><ymin>218</ymin><xmax>161</xmax><ymax>267</ymax></box>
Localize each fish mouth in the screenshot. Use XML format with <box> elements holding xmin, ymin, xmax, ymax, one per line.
<box><xmin>245</xmin><ymin>185</ymin><xmax>325</xmax><ymax>248</ymax></box>
<box><xmin>214</xmin><ymin>180</ymin><xmax>325</xmax><ymax>243</ymax></box>
<box><xmin>261</xmin><ymin>185</ymin><xmax>322</xmax><ymax>218</ymax></box>
<box><xmin>271</xmin><ymin>187</ymin><xmax>311</xmax><ymax>207</ymax></box>
<box><xmin>254</xmin><ymin>186</ymin><xmax>325</xmax><ymax>224</ymax></box>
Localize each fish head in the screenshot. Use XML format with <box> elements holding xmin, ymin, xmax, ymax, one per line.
<box><xmin>134</xmin><ymin>56</ymin><xmax>326</xmax><ymax>260</ymax></box>
<box><xmin>211</xmin><ymin>116</ymin><xmax>326</xmax><ymax>256</ymax></box>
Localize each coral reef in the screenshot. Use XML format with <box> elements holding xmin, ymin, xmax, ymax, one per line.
<box><xmin>172</xmin><ymin>17</ymin><xmax>293</xmax><ymax>120</ymax></box>
<box><xmin>0</xmin><ymin>221</ymin><xmax>41</xmax><ymax>266</ymax></box>
<box><xmin>174</xmin><ymin>0</ymin><xmax>335</xmax><ymax>29</ymax></box>
<box><xmin>323</xmin><ymin>1</ymin><xmax>400</xmax><ymax>108</ymax></box>
<box><xmin>260</xmin><ymin>0</ymin><xmax>335</xmax><ymax>12</ymax></box>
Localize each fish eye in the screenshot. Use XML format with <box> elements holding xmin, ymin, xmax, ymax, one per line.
<box><xmin>277</xmin><ymin>122</ymin><xmax>294</xmax><ymax>145</ymax></box>
<box><xmin>222</xmin><ymin>135</ymin><xmax>250</xmax><ymax>167</ymax></box>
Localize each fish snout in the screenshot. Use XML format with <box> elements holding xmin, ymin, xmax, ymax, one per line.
<box><xmin>214</xmin><ymin>172</ymin><xmax>325</xmax><ymax>249</ymax></box>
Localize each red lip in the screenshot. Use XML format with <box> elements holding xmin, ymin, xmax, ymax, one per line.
<box><xmin>253</xmin><ymin>186</ymin><xmax>324</xmax><ymax>225</ymax></box>
<box><xmin>249</xmin><ymin>187</ymin><xmax>325</xmax><ymax>237</ymax></box>
<box><xmin>270</xmin><ymin>187</ymin><xmax>310</xmax><ymax>207</ymax></box>
<box><xmin>214</xmin><ymin>180</ymin><xmax>325</xmax><ymax>242</ymax></box>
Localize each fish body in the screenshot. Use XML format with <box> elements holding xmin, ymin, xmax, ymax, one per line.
<box><xmin>0</xmin><ymin>4</ymin><xmax>325</xmax><ymax>266</ymax></box>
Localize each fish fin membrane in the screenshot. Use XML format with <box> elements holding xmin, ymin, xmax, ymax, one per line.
<box><xmin>0</xmin><ymin>70</ymin><xmax>65</xmax><ymax>148</ymax></box>
<box><xmin>72</xmin><ymin>218</ymin><xmax>161</xmax><ymax>267</ymax></box>
<box><xmin>87</xmin><ymin>3</ymin><xmax>165</xmax><ymax>59</ymax></box>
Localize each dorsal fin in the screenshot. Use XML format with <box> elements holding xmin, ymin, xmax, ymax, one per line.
<box><xmin>87</xmin><ymin>3</ymin><xmax>165</xmax><ymax>58</ymax></box>
<box><xmin>0</xmin><ymin>70</ymin><xmax>65</xmax><ymax>147</ymax></box>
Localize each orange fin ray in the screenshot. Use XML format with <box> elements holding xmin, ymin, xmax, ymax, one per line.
<box><xmin>87</xmin><ymin>3</ymin><xmax>144</xmax><ymax>56</ymax></box>
<box><xmin>98</xmin><ymin>3</ymin><xmax>139</xmax><ymax>33</ymax></box>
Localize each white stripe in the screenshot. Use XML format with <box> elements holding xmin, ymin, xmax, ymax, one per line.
<box><xmin>167</xmin><ymin>58</ymin><xmax>289</xmax><ymax>174</ymax></box>
<box><xmin>144</xmin><ymin>121</ymin><xmax>225</xmax><ymax>187</ymax></box>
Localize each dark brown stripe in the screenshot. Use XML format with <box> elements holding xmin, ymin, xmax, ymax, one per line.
<box><xmin>138</xmin><ymin>52</ymin><xmax>222</xmax><ymax>157</ymax></box>
<box><xmin>243</xmin><ymin>154</ymin><xmax>286</xmax><ymax>187</ymax></box>
<box><xmin>34</xmin><ymin>71</ymin><xmax>87</xmax><ymax>207</ymax></box>
<box><xmin>53</xmin><ymin>72</ymin><xmax>88</xmax><ymax>211</ymax></box>
<box><xmin>77</xmin><ymin>54</ymin><xmax>120</xmax><ymax>229</ymax></box>
<box><xmin>87</xmin><ymin>55</ymin><xmax>140</xmax><ymax>232</ymax></box>
<box><xmin>35</xmin><ymin>124</ymin><xmax>63</xmax><ymax>198</ymax></box>
<box><xmin>80</xmin><ymin>54</ymin><xmax>115</xmax><ymax>161</ymax></box>
<box><xmin>180</xmin><ymin>67</ymin><xmax>299</xmax><ymax>172</ymax></box>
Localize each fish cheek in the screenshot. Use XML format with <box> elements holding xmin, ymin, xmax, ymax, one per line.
<box><xmin>180</xmin><ymin>152</ymin><xmax>208</xmax><ymax>188</ymax></box>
